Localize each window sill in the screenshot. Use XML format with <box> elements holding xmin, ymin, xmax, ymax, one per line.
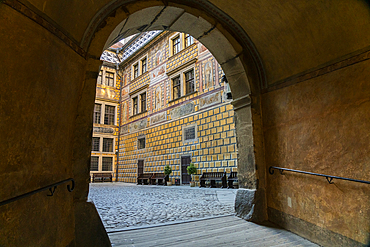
<box><xmin>130</xmin><ymin>110</ymin><xmax>148</xmax><ymax>118</ymax></box>
<box><xmin>168</xmin><ymin>91</ymin><xmax>198</xmax><ymax>104</ymax></box>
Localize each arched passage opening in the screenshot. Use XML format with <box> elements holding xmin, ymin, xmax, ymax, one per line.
<box><xmin>2</xmin><ymin>1</ymin><xmax>369</xmax><ymax>246</ymax></box>
<box><xmin>76</xmin><ymin>2</ymin><xmax>268</xmax><ymax>244</ymax></box>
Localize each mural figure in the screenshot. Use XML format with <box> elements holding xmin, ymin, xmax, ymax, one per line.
<box><xmin>204</xmin><ymin>61</ymin><xmax>213</xmax><ymax>89</ymax></box>
<box><xmin>155</xmin><ymin>86</ymin><xmax>161</xmax><ymax>109</ymax></box>
<box><xmin>156</xmin><ymin>51</ymin><xmax>162</xmax><ymax>66</ymax></box>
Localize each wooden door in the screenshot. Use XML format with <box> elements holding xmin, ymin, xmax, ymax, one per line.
<box><xmin>181</xmin><ymin>156</ymin><xmax>191</xmax><ymax>184</ymax></box>
<box><xmin>138</xmin><ymin>160</ymin><xmax>144</xmax><ymax>175</ymax></box>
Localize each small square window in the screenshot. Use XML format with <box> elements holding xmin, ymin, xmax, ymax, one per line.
<box><xmin>103</xmin><ymin>138</ymin><xmax>113</xmax><ymax>152</ymax></box>
<box><xmin>90</xmin><ymin>156</ymin><xmax>99</xmax><ymax>171</ymax></box>
<box><xmin>184</xmin><ymin>126</ymin><xmax>196</xmax><ymax>140</ymax></box>
<box><xmin>183</xmin><ymin>124</ymin><xmax>197</xmax><ymax>142</ymax></box>
<box><xmin>102</xmin><ymin>157</ymin><xmax>113</xmax><ymax>171</ymax></box>
<box><xmin>92</xmin><ymin>137</ymin><xmax>100</xmax><ymax>152</ymax></box>
<box><xmin>138</xmin><ymin>137</ymin><xmax>146</xmax><ymax>149</ymax></box>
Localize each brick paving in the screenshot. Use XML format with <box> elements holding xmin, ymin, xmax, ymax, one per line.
<box><xmin>88</xmin><ymin>183</ymin><xmax>236</xmax><ymax>231</ymax></box>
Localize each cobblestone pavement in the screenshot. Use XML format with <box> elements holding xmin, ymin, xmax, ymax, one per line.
<box><xmin>88</xmin><ymin>183</ymin><xmax>236</xmax><ymax>231</ymax></box>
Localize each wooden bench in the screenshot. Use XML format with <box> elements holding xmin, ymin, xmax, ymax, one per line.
<box><xmin>150</xmin><ymin>173</ymin><xmax>169</xmax><ymax>185</ymax></box>
<box><xmin>137</xmin><ymin>173</ymin><xmax>153</xmax><ymax>185</ymax></box>
<box><xmin>227</xmin><ymin>172</ymin><xmax>238</xmax><ymax>189</ymax></box>
<box><xmin>199</xmin><ymin>172</ymin><xmax>227</xmax><ymax>188</ymax></box>
<box><xmin>92</xmin><ymin>173</ymin><xmax>112</xmax><ymax>182</ymax></box>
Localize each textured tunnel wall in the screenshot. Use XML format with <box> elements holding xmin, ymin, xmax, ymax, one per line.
<box><xmin>263</xmin><ymin>57</ymin><xmax>370</xmax><ymax>246</ymax></box>
<box><xmin>1</xmin><ymin>0</ymin><xmax>370</xmax><ymax>246</ymax></box>
<box><xmin>0</xmin><ymin>5</ymin><xmax>88</xmax><ymax>246</ymax></box>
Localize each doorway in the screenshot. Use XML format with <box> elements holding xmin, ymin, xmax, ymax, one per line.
<box><xmin>137</xmin><ymin>160</ymin><xmax>144</xmax><ymax>175</ymax></box>
<box><xmin>181</xmin><ymin>156</ymin><xmax>191</xmax><ymax>184</ymax></box>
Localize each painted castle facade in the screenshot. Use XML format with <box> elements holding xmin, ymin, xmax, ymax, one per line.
<box><xmin>114</xmin><ymin>31</ymin><xmax>238</xmax><ymax>185</ymax></box>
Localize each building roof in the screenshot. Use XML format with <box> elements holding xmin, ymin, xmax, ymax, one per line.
<box><xmin>100</xmin><ymin>31</ymin><xmax>162</xmax><ymax>64</ymax></box>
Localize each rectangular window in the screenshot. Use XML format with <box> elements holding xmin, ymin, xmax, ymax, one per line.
<box><xmin>141</xmin><ymin>58</ymin><xmax>147</xmax><ymax>74</ymax></box>
<box><xmin>185</xmin><ymin>34</ymin><xmax>193</xmax><ymax>48</ymax></box>
<box><xmin>102</xmin><ymin>157</ymin><xmax>113</xmax><ymax>171</ymax></box>
<box><xmin>138</xmin><ymin>137</ymin><xmax>145</xmax><ymax>149</ymax></box>
<box><xmin>92</xmin><ymin>137</ymin><xmax>100</xmax><ymax>152</ymax></box>
<box><xmin>97</xmin><ymin>70</ymin><xmax>103</xmax><ymax>84</ymax></box>
<box><xmin>104</xmin><ymin>105</ymin><xmax>115</xmax><ymax>125</ymax></box>
<box><xmin>133</xmin><ymin>64</ymin><xmax>139</xmax><ymax>78</ymax></box>
<box><xmin>184</xmin><ymin>126</ymin><xmax>196</xmax><ymax>141</ymax></box>
<box><xmin>172</xmin><ymin>36</ymin><xmax>181</xmax><ymax>55</ymax></box>
<box><xmin>90</xmin><ymin>156</ymin><xmax>99</xmax><ymax>171</ymax></box>
<box><xmin>105</xmin><ymin>72</ymin><xmax>114</xmax><ymax>87</ymax></box>
<box><xmin>133</xmin><ymin>97</ymin><xmax>138</xmax><ymax>115</ymax></box>
<box><xmin>140</xmin><ymin>92</ymin><xmax>146</xmax><ymax>112</ymax></box>
<box><xmin>185</xmin><ymin>69</ymin><xmax>195</xmax><ymax>95</ymax></box>
<box><xmin>172</xmin><ymin>76</ymin><xmax>181</xmax><ymax>100</ymax></box>
<box><xmin>102</xmin><ymin>138</ymin><xmax>113</xmax><ymax>152</ymax></box>
<box><xmin>94</xmin><ymin>104</ymin><xmax>101</xmax><ymax>124</ymax></box>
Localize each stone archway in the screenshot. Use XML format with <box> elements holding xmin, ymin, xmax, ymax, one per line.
<box><xmin>77</xmin><ymin>2</ymin><xmax>268</xmax><ymax>242</ymax></box>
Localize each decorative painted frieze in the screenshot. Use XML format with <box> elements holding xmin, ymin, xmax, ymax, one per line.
<box><xmin>170</xmin><ymin>102</ymin><xmax>195</xmax><ymax>120</ymax></box>
<box><xmin>199</xmin><ymin>91</ymin><xmax>221</xmax><ymax>109</ymax></box>
<box><xmin>150</xmin><ymin>111</ymin><xmax>167</xmax><ymax>125</ymax></box>
<box><xmin>96</xmin><ymin>87</ymin><xmax>118</xmax><ymax>101</ymax></box>
<box><xmin>130</xmin><ymin>119</ymin><xmax>148</xmax><ymax>132</ymax></box>
<box><xmin>93</xmin><ymin>127</ymin><xmax>115</xmax><ymax>134</ymax></box>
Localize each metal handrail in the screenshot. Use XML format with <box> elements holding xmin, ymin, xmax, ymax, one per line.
<box><xmin>269</xmin><ymin>166</ymin><xmax>370</xmax><ymax>185</ymax></box>
<box><xmin>0</xmin><ymin>178</ymin><xmax>75</xmax><ymax>207</ymax></box>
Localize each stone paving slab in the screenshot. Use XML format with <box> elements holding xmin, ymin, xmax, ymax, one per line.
<box><xmin>88</xmin><ymin>182</ymin><xmax>236</xmax><ymax>231</ymax></box>
<box><xmin>108</xmin><ymin>216</ymin><xmax>319</xmax><ymax>247</ymax></box>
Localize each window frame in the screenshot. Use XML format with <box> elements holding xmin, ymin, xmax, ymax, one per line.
<box><xmin>93</xmin><ymin>103</ymin><xmax>102</xmax><ymax>124</ymax></box>
<box><xmin>104</xmin><ymin>105</ymin><xmax>116</xmax><ymax>125</ymax></box>
<box><xmin>141</xmin><ymin>57</ymin><xmax>147</xmax><ymax>74</ymax></box>
<box><xmin>182</xmin><ymin>123</ymin><xmax>198</xmax><ymax>143</ymax></box>
<box><xmin>132</xmin><ymin>96</ymin><xmax>138</xmax><ymax>115</ymax></box>
<box><xmin>90</xmin><ymin>156</ymin><xmax>99</xmax><ymax>171</ymax></box>
<box><xmin>97</xmin><ymin>70</ymin><xmax>103</xmax><ymax>84</ymax></box>
<box><xmin>140</xmin><ymin>92</ymin><xmax>147</xmax><ymax>112</ymax></box>
<box><xmin>138</xmin><ymin>136</ymin><xmax>146</xmax><ymax>149</ymax></box>
<box><xmin>184</xmin><ymin>69</ymin><xmax>195</xmax><ymax>95</ymax></box>
<box><xmin>102</xmin><ymin>157</ymin><xmax>113</xmax><ymax>171</ymax></box>
<box><xmin>170</xmin><ymin>33</ymin><xmax>181</xmax><ymax>56</ymax></box>
<box><xmin>102</xmin><ymin>138</ymin><xmax>114</xmax><ymax>153</ymax></box>
<box><xmin>104</xmin><ymin>71</ymin><xmax>115</xmax><ymax>87</ymax></box>
<box><xmin>130</xmin><ymin>88</ymin><xmax>147</xmax><ymax>116</ymax></box>
<box><xmin>133</xmin><ymin>63</ymin><xmax>139</xmax><ymax>79</ymax></box>
<box><xmin>92</xmin><ymin>137</ymin><xmax>100</xmax><ymax>152</ymax></box>
<box><xmin>169</xmin><ymin>64</ymin><xmax>196</xmax><ymax>101</ymax></box>
<box><xmin>184</xmin><ymin>34</ymin><xmax>194</xmax><ymax>48</ymax></box>
<box><xmin>172</xmin><ymin>76</ymin><xmax>181</xmax><ymax>100</ymax></box>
